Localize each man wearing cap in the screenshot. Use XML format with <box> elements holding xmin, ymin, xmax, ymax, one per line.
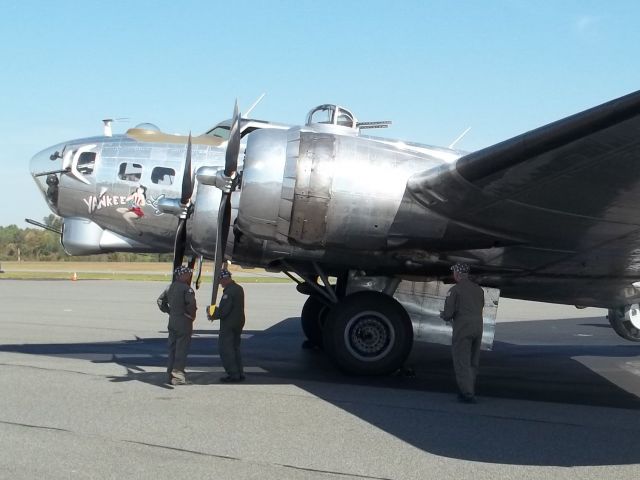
<box><xmin>210</xmin><ymin>269</ymin><xmax>246</xmax><ymax>382</ymax></box>
<box><xmin>160</xmin><ymin>265</ymin><xmax>197</xmax><ymax>385</ymax></box>
<box><xmin>441</xmin><ymin>263</ymin><xmax>485</xmax><ymax>403</ymax></box>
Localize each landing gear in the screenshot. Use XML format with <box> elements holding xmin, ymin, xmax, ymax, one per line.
<box><xmin>608</xmin><ymin>304</ymin><xmax>640</xmax><ymax>342</ymax></box>
<box><xmin>323</xmin><ymin>291</ymin><xmax>413</xmax><ymax>375</ymax></box>
<box><xmin>300</xmin><ymin>296</ymin><xmax>329</xmax><ymax>347</ymax></box>
<box><xmin>283</xmin><ymin>262</ymin><xmax>413</xmax><ymax>375</ymax></box>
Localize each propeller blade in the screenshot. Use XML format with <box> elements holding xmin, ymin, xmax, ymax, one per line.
<box><xmin>180</xmin><ymin>133</ymin><xmax>193</xmax><ymax>205</ymax></box>
<box><xmin>187</xmin><ymin>255</ymin><xmax>197</xmax><ymax>270</ymax></box>
<box><xmin>207</xmin><ymin>101</ymin><xmax>242</xmax><ymax>319</ymax></box>
<box><xmin>225</xmin><ymin>101</ymin><xmax>241</xmax><ymax>176</ymax></box>
<box><xmin>171</xmin><ymin>134</ymin><xmax>194</xmax><ymax>279</ymax></box>
<box><xmin>194</xmin><ymin>255</ymin><xmax>204</xmax><ymax>290</ymax></box>
<box><xmin>209</xmin><ymin>193</ymin><xmax>232</xmax><ymax>311</ymax></box>
<box><xmin>172</xmin><ymin>218</ymin><xmax>187</xmax><ymax>276</ymax></box>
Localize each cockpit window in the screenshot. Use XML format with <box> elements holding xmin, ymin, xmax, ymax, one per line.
<box><xmin>151</xmin><ymin>166</ymin><xmax>175</xmax><ymax>185</ymax></box>
<box><xmin>305</xmin><ymin>105</ymin><xmax>357</xmax><ymax>128</ymax></box>
<box><xmin>77</xmin><ymin>152</ymin><xmax>96</xmax><ymax>175</ymax></box>
<box><xmin>206</xmin><ymin>126</ymin><xmax>230</xmax><ymax>140</ymax></box>
<box><xmin>118</xmin><ymin>162</ymin><xmax>142</xmax><ymax>182</ymax></box>
<box><xmin>309</xmin><ymin>106</ymin><xmax>334</xmax><ymax>124</ymax></box>
<box><xmin>336</xmin><ymin>111</ymin><xmax>354</xmax><ymax>127</ymax></box>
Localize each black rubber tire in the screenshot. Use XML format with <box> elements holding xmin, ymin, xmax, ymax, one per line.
<box><xmin>323</xmin><ymin>291</ymin><xmax>413</xmax><ymax>375</ymax></box>
<box><xmin>301</xmin><ymin>296</ymin><xmax>329</xmax><ymax>347</ymax></box>
<box><xmin>608</xmin><ymin>306</ymin><xmax>640</xmax><ymax>342</ymax></box>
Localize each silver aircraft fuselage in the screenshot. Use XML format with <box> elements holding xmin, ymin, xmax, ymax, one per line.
<box><xmin>30</xmin><ymin>98</ymin><xmax>640</xmax><ymax>310</ymax></box>
<box><xmin>29</xmin><ymin>120</ymin><xmax>288</xmax><ymax>256</ymax></box>
<box><xmin>30</xmin><ymin>107</ymin><xmax>640</xmax><ymax>306</ymax></box>
<box><xmin>29</xmin><ymin>119</ymin><xmax>467</xmax><ymax>272</ymax></box>
<box><xmin>30</xmin><ymin>116</ymin><xmax>494</xmax><ymax>355</ymax></box>
<box><xmin>29</xmin><ymin>95</ymin><xmax>640</xmax><ymax>373</ymax></box>
<box><xmin>31</xmin><ymin>132</ymin><xmax>223</xmax><ymax>254</ymax></box>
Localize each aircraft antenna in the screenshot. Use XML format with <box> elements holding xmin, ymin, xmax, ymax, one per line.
<box><xmin>102</xmin><ymin>117</ymin><xmax>129</xmax><ymax>137</ymax></box>
<box><xmin>448</xmin><ymin>127</ymin><xmax>471</xmax><ymax>149</ymax></box>
<box><xmin>244</xmin><ymin>92</ymin><xmax>266</xmax><ymax>118</ymax></box>
<box><xmin>102</xmin><ymin>119</ymin><xmax>113</xmax><ymax>137</ymax></box>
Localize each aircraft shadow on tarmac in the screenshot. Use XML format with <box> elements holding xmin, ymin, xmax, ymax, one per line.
<box><xmin>1</xmin><ymin>315</ymin><xmax>639</xmax><ymax>467</ymax></box>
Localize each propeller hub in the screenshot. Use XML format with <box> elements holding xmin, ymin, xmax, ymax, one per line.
<box><xmin>157</xmin><ymin>197</ymin><xmax>188</xmax><ymax>216</ymax></box>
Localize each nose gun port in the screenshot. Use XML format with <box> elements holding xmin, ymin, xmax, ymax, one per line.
<box><xmin>30</xmin><ymin>143</ymin><xmax>68</xmax><ymax>214</ymax></box>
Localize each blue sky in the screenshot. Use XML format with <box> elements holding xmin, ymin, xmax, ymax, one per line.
<box><xmin>1</xmin><ymin>0</ymin><xmax>639</xmax><ymax>226</ymax></box>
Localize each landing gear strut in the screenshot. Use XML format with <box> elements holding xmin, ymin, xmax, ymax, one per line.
<box><xmin>282</xmin><ymin>262</ymin><xmax>338</xmax><ymax>348</ymax></box>
<box><xmin>300</xmin><ymin>296</ymin><xmax>329</xmax><ymax>347</ymax></box>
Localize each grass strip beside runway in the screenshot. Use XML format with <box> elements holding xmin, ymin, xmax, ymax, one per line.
<box><xmin>0</xmin><ymin>261</ymin><xmax>291</xmax><ymax>283</ymax></box>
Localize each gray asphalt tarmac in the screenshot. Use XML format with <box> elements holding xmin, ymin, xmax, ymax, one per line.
<box><xmin>1</xmin><ymin>280</ymin><xmax>639</xmax><ymax>479</ymax></box>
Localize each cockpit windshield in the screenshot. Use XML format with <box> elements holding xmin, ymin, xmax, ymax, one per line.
<box><xmin>205</xmin><ymin>125</ymin><xmax>231</xmax><ymax>140</ymax></box>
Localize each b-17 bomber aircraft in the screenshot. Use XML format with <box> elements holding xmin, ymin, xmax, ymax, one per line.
<box><xmin>29</xmin><ymin>90</ymin><xmax>640</xmax><ymax>376</ymax></box>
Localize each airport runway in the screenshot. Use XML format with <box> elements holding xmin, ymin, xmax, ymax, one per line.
<box><xmin>0</xmin><ymin>280</ymin><xmax>639</xmax><ymax>479</ymax></box>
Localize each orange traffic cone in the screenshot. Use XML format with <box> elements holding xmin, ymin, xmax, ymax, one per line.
<box><xmin>71</xmin><ymin>272</ymin><xmax>77</xmax><ymax>281</ymax></box>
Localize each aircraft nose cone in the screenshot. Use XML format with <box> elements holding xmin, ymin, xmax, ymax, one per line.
<box><xmin>30</xmin><ymin>143</ymin><xmax>66</xmax><ymax>214</ymax></box>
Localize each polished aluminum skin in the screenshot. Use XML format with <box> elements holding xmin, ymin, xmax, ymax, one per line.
<box><xmin>30</xmin><ymin>133</ymin><xmax>225</xmax><ymax>255</ymax></box>
<box><xmin>29</xmin><ymin>90</ymin><xmax>640</xmax><ymax>351</ymax></box>
<box><xmin>239</xmin><ymin>127</ymin><xmax>450</xmax><ymax>250</ymax></box>
<box><xmin>343</xmin><ymin>272</ymin><xmax>498</xmax><ymax>347</ymax></box>
<box><xmin>394</xmin><ymin>280</ymin><xmax>498</xmax><ymax>349</ymax></box>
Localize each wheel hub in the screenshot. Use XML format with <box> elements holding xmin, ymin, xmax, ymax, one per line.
<box><xmin>344</xmin><ymin>311</ymin><xmax>395</xmax><ymax>362</ymax></box>
<box><xmin>627</xmin><ymin>304</ymin><xmax>640</xmax><ymax>329</ymax></box>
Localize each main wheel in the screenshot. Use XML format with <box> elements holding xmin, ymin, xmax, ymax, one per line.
<box><xmin>323</xmin><ymin>291</ymin><xmax>413</xmax><ymax>375</ymax></box>
<box><xmin>301</xmin><ymin>296</ymin><xmax>329</xmax><ymax>347</ymax></box>
<box><xmin>608</xmin><ymin>305</ymin><xmax>640</xmax><ymax>342</ymax></box>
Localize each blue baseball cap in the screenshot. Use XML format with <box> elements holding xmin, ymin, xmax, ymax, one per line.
<box><xmin>219</xmin><ymin>269</ymin><xmax>232</xmax><ymax>279</ymax></box>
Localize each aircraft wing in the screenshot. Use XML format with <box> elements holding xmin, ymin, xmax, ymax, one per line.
<box><xmin>406</xmin><ymin>89</ymin><xmax>640</xmax><ymax>275</ymax></box>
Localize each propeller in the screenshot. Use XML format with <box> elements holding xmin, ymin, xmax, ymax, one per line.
<box><xmin>171</xmin><ymin>133</ymin><xmax>194</xmax><ymax>278</ymax></box>
<box><xmin>193</xmin><ymin>255</ymin><xmax>204</xmax><ymax>290</ymax></box>
<box><xmin>207</xmin><ymin>101</ymin><xmax>241</xmax><ymax>318</ymax></box>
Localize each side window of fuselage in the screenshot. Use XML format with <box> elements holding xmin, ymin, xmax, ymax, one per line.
<box><xmin>151</xmin><ymin>166</ymin><xmax>175</xmax><ymax>185</ymax></box>
<box><xmin>78</xmin><ymin>152</ymin><xmax>96</xmax><ymax>175</ymax></box>
<box><xmin>118</xmin><ymin>162</ymin><xmax>142</xmax><ymax>182</ymax></box>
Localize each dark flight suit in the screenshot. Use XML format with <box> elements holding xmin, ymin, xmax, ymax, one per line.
<box><xmin>212</xmin><ymin>281</ymin><xmax>246</xmax><ymax>379</ymax></box>
<box><xmin>442</xmin><ymin>278</ymin><xmax>485</xmax><ymax>398</ymax></box>
<box><xmin>164</xmin><ymin>281</ymin><xmax>197</xmax><ymax>378</ymax></box>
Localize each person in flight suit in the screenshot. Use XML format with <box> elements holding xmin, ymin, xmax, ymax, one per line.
<box><xmin>440</xmin><ymin>263</ymin><xmax>485</xmax><ymax>403</ymax></box>
<box><xmin>158</xmin><ymin>265</ymin><xmax>197</xmax><ymax>385</ymax></box>
<box><xmin>210</xmin><ymin>269</ymin><xmax>246</xmax><ymax>382</ymax></box>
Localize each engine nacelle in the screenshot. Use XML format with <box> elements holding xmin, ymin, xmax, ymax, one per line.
<box><xmin>237</xmin><ymin>128</ymin><xmax>418</xmax><ymax>250</ymax></box>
